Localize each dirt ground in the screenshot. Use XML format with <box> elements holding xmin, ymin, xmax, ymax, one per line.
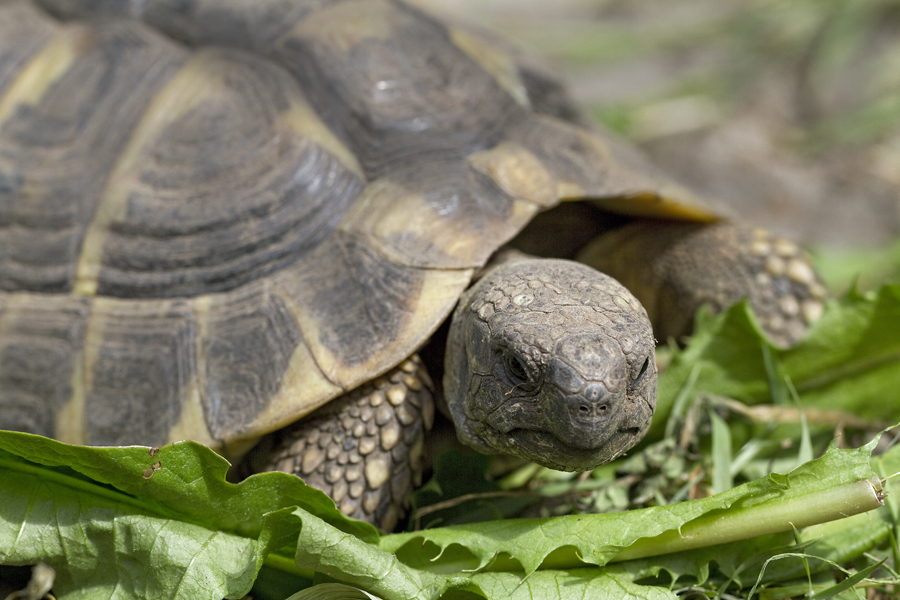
<box><xmin>413</xmin><ymin>0</ymin><xmax>900</xmax><ymax>250</ymax></box>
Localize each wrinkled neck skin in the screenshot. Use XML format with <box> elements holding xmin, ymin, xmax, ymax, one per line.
<box><xmin>443</xmin><ymin>257</ymin><xmax>657</xmax><ymax>472</ymax></box>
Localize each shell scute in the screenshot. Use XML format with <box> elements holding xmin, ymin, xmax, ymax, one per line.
<box><xmin>82</xmin><ymin>297</ymin><xmax>194</xmax><ymax>446</ymax></box>
<box><xmin>269</xmin><ymin>0</ymin><xmax>522</xmax><ymax>180</ymax></box>
<box><xmin>196</xmin><ymin>283</ymin><xmax>303</xmax><ymax>442</ymax></box>
<box><xmin>0</xmin><ymin>294</ymin><xmax>87</xmax><ymax>441</ymax></box>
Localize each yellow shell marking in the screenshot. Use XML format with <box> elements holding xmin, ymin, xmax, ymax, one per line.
<box><xmin>340</xmin><ymin>178</ymin><xmax>514</xmax><ymax>267</ymax></box>
<box><xmin>56</xmin><ymin>349</ymin><xmax>86</xmax><ymax>445</ymax></box>
<box><xmin>448</xmin><ymin>27</ymin><xmax>530</xmax><ymax>108</ymax></box>
<box><xmin>56</xmin><ymin>296</ymin><xmax>107</xmax><ymax>445</ymax></box>
<box><xmin>291</xmin><ymin>0</ymin><xmax>404</xmax><ymax>52</ymax></box>
<box><xmin>165</xmin><ymin>378</ymin><xmax>217</xmax><ymax>449</ymax></box>
<box><xmin>588</xmin><ymin>190</ymin><xmax>719</xmax><ymax>222</ymax></box>
<box><xmin>282</xmin><ymin>96</ymin><xmax>364</xmax><ymax>180</ymax></box>
<box><xmin>340</xmin><ymin>179</ymin><xmax>476</xmax><ymax>262</ymax></box>
<box><xmin>467</xmin><ymin>142</ymin><xmax>557</xmax><ymax>207</ymax></box>
<box><xmin>0</xmin><ymin>24</ymin><xmax>88</xmax><ymax>128</ymax></box>
<box><xmin>557</xmin><ymin>181</ymin><xmax>588</xmax><ymax>201</ymax></box>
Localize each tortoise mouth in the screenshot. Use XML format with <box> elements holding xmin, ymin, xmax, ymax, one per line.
<box><xmin>490</xmin><ymin>427</ymin><xmax>631</xmax><ymax>472</ymax></box>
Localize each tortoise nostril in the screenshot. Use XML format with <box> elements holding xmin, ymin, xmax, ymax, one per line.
<box><xmin>577</xmin><ymin>403</ymin><xmax>607</xmax><ymax>415</ymax></box>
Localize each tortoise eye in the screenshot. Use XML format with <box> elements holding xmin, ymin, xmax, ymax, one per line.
<box><xmin>505</xmin><ymin>354</ymin><xmax>528</xmax><ymax>384</ymax></box>
<box><xmin>631</xmin><ymin>357</ymin><xmax>650</xmax><ymax>388</ymax></box>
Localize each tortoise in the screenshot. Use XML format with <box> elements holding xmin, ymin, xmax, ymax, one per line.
<box><xmin>0</xmin><ymin>0</ymin><xmax>827</xmax><ymax>530</ymax></box>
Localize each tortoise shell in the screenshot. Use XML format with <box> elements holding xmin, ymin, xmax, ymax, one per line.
<box><xmin>0</xmin><ymin>0</ymin><xmax>713</xmax><ymax>454</ymax></box>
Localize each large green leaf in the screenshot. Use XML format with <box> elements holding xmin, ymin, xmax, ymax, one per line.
<box><xmin>466</xmin><ymin>569</ymin><xmax>678</xmax><ymax>600</ymax></box>
<box><xmin>380</xmin><ymin>442</ymin><xmax>882</xmax><ymax>576</ymax></box>
<box><xmin>0</xmin><ymin>431</ymin><xmax>376</xmax><ymax>542</ymax></box>
<box><xmin>290</xmin><ymin>508</ymin><xmax>467</xmax><ymax>600</ymax></box>
<box><xmin>0</xmin><ymin>431</ymin><xmax>374</xmax><ymax>599</ymax></box>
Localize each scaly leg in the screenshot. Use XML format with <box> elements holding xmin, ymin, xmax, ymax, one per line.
<box><xmin>243</xmin><ymin>355</ymin><xmax>434</xmax><ymax>530</ymax></box>
<box><xmin>579</xmin><ymin>221</ymin><xmax>828</xmax><ymax>346</ymax></box>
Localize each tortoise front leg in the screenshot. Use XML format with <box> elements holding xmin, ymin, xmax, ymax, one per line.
<box><xmin>243</xmin><ymin>355</ymin><xmax>434</xmax><ymax>530</ymax></box>
<box><xmin>578</xmin><ymin>222</ymin><xmax>828</xmax><ymax>346</ymax></box>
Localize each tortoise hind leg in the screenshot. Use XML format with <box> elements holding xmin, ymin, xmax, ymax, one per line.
<box><xmin>578</xmin><ymin>222</ymin><xmax>828</xmax><ymax>346</ymax></box>
<box><xmin>242</xmin><ymin>355</ymin><xmax>434</xmax><ymax>530</ymax></box>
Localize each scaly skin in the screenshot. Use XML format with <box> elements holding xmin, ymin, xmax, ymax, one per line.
<box><xmin>245</xmin><ymin>356</ymin><xmax>434</xmax><ymax>531</ymax></box>
<box><xmin>579</xmin><ymin>222</ymin><xmax>828</xmax><ymax>346</ymax></box>
<box><xmin>444</xmin><ymin>257</ymin><xmax>657</xmax><ymax>472</ymax></box>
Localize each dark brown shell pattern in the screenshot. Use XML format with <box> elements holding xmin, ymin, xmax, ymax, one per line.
<box><xmin>0</xmin><ymin>0</ymin><xmax>707</xmax><ymax>452</ymax></box>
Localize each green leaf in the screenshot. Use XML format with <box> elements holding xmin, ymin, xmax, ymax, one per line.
<box><xmin>467</xmin><ymin>569</ymin><xmax>678</xmax><ymax>600</ymax></box>
<box><xmin>380</xmin><ymin>443</ymin><xmax>882</xmax><ymax>576</ymax></box>
<box><xmin>0</xmin><ymin>430</ymin><xmax>376</xmax><ymax>542</ymax></box>
<box><xmin>1</xmin><ymin>454</ymin><xmax>288</xmax><ymax>598</ymax></box>
<box><xmin>285</xmin><ymin>583</ymin><xmax>383</xmax><ymax>600</ymax></box>
<box><xmin>555</xmin><ymin>442</ymin><xmax>900</xmax><ymax>595</ymax></box>
<box><xmin>0</xmin><ymin>431</ymin><xmax>375</xmax><ymax>599</ymax></box>
<box><xmin>291</xmin><ymin>507</ymin><xmax>468</xmax><ymax>600</ymax></box>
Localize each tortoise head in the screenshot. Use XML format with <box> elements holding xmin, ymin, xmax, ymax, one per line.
<box><xmin>444</xmin><ymin>257</ymin><xmax>657</xmax><ymax>471</ymax></box>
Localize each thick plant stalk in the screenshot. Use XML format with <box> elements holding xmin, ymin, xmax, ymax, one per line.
<box><xmin>610</xmin><ymin>477</ymin><xmax>884</xmax><ymax>563</ymax></box>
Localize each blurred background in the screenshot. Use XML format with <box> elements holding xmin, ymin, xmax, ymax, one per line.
<box><xmin>412</xmin><ymin>0</ymin><xmax>900</xmax><ymax>291</ymax></box>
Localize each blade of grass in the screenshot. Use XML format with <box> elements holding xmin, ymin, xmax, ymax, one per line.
<box><xmin>762</xmin><ymin>343</ymin><xmax>788</xmax><ymax>406</ymax></box>
<box><xmin>807</xmin><ymin>558</ymin><xmax>885</xmax><ymax>600</ymax></box>
<box><xmin>787</xmin><ymin>377</ymin><xmax>814</xmax><ymax>468</ymax></box>
<box><xmin>665</xmin><ymin>363</ymin><xmax>702</xmax><ymax>439</ymax></box>
<box><xmin>709</xmin><ymin>406</ymin><xmax>733</xmax><ymax>493</ymax></box>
